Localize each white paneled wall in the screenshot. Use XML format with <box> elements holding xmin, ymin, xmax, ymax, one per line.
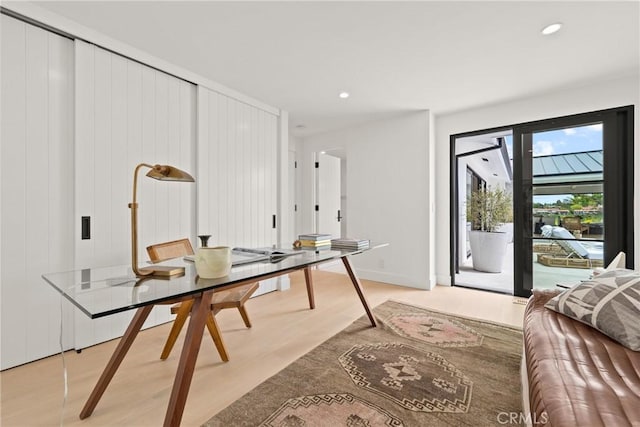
<box><xmin>1</xmin><ymin>11</ymin><xmax>286</xmax><ymax>365</ymax></box>
<box><xmin>197</xmin><ymin>87</ymin><xmax>279</xmax><ymax>294</ymax></box>
<box><xmin>74</xmin><ymin>41</ymin><xmax>197</xmax><ymax>349</ymax></box>
<box><xmin>1</xmin><ymin>16</ymin><xmax>75</xmax><ymax>369</ymax></box>
<box><xmin>197</xmin><ymin>87</ymin><xmax>278</xmax><ymax>247</ymax></box>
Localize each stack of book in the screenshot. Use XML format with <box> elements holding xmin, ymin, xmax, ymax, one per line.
<box><xmin>298</xmin><ymin>233</ymin><xmax>332</xmax><ymax>249</ymax></box>
<box><xmin>331</xmin><ymin>238</ymin><xmax>370</xmax><ymax>250</ymax></box>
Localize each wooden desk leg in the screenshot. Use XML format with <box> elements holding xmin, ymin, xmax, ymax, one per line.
<box><xmin>163</xmin><ymin>290</ymin><xmax>214</xmax><ymax>427</ymax></box>
<box><xmin>341</xmin><ymin>256</ymin><xmax>377</xmax><ymax>327</ymax></box>
<box><xmin>303</xmin><ymin>267</ymin><xmax>315</xmax><ymax>309</ymax></box>
<box><xmin>79</xmin><ymin>305</ymin><xmax>153</xmax><ymax>419</ymax></box>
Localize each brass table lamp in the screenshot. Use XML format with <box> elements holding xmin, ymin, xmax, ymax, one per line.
<box><xmin>129</xmin><ymin>163</ymin><xmax>194</xmax><ymax>277</ymax></box>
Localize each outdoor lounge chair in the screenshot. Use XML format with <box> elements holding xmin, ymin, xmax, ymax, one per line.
<box><xmin>537</xmin><ymin>225</ymin><xmax>603</xmax><ymax>269</ymax></box>
<box><xmin>541</xmin><ymin>225</ymin><xmax>589</xmax><ymax>258</ymax></box>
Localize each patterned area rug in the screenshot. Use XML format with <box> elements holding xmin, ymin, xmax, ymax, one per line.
<box><xmin>203</xmin><ymin>300</ymin><xmax>524</xmax><ymax>427</ymax></box>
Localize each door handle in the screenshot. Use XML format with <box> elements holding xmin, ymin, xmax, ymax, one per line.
<box><xmin>337</xmin><ymin>210</ymin><xmax>342</xmax><ymax>222</ymax></box>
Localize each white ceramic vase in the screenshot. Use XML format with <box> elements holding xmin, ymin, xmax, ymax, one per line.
<box><xmin>469</xmin><ymin>230</ymin><xmax>509</xmax><ymax>273</ymax></box>
<box><xmin>194</xmin><ymin>246</ymin><xmax>232</xmax><ymax>278</ymax></box>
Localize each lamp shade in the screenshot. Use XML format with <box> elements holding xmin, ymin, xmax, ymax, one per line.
<box><xmin>146</xmin><ymin>164</ymin><xmax>194</xmax><ymax>182</ymax></box>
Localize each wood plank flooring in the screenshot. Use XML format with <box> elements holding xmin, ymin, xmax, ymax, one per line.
<box><xmin>0</xmin><ymin>270</ymin><xmax>526</xmax><ymax>426</ymax></box>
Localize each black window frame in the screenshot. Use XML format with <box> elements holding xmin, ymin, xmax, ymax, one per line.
<box><xmin>450</xmin><ymin>105</ymin><xmax>634</xmax><ymax>297</ymax></box>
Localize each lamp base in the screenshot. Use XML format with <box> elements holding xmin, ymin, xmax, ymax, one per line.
<box><xmin>137</xmin><ymin>266</ymin><xmax>186</xmax><ymax>278</ymax></box>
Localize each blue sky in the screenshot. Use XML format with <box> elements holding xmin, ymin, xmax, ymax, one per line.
<box><xmin>504</xmin><ymin>123</ymin><xmax>602</xmax><ymax>160</ymax></box>
<box><xmin>504</xmin><ymin>123</ymin><xmax>603</xmax><ymax>205</ymax></box>
<box><xmin>532</xmin><ymin>123</ymin><xmax>603</xmax><ymax>157</ymax></box>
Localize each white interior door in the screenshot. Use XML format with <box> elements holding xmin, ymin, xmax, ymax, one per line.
<box><xmin>1</xmin><ymin>15</ymin><xmax>75</xmax><ymax>369</ymax></box>
<box><xmin>74</xmin><ymin>40</ymin><xmax>197</xmax><ymax>349</ymax></box>
<box><xmin>317</xmin><ymin>153</ymin><xmax>342</xmax><ymax>238</ymax></box>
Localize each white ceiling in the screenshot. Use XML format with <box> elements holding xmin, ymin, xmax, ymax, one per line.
<box><xmin>455</xmin><ymin>130</ymin><xmax>511</xmax><ymax>156</ymax></box>
<box><xmin>26</xmin><ymin>1</ymin><xmax>640</xmax><ymax>137</ymax></box>
<box><xmin>457</xmin><ymin>129</ymin><xmax>512</xmax><ymax>182</ymax></box>
<box><xmin>465</xmin><ymin>147</ymin><xmax>511</xmax><ymax>183</ymax></box>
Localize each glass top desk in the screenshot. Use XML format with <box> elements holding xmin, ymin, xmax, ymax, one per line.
<box><xmin>43</xmin><ymin>245</ymin><xmax>384</xmax><ymax>427</ymax></box>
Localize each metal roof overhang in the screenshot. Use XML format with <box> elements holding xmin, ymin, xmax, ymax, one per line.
<box><xmin>533</xmin><ymin>172</ymin><xmax>603</xmax><ymax>195</ymax></box>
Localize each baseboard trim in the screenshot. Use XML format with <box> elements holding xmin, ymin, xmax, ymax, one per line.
<box><xmin>436</xmin><ymin>275</ymin><xmax>451</xmax><ymax>286</ymax></box>
<box><xmin>357</xmin><ymin>269</ymin><xmax>430</xmax><ymax>290</ymax></box>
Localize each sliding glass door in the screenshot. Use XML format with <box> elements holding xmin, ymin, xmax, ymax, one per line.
<box><xmin>513</xmin><ymin>107</ymin><xmax>634</xmax><ymax>297</ymax></box>
<box><xmin>524</xmin><ymin>124</ymin><xmax>604</xmax><ymax>290</ymax></box>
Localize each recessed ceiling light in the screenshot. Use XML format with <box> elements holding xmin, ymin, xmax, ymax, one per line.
<box><xmin>541</xmin><ymin>23</ymin><xmax>562</xmax><ymax>35</ymax></box>
<box><xmin>338</xmin><ymin>92</ymin><xmax>350</xmax><ymax>99</ymax></box>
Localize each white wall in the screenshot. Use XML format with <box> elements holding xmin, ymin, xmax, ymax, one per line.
<box><xmin>300</xmin><ymin>112</ymin><xmax>434</xmax><ymax>289</ymax></box>
<box><xmin>435</xmin><ymin>75</ymin><xmax>640</xmax><ymax>285</ymax></box>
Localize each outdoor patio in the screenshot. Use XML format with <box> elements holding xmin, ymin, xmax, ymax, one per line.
<box><xmin>456</xmin><ymin>242</ymin><xmax>595</xmax><ymax>295</ymax></box>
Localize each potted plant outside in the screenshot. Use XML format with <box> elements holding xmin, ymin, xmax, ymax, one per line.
<box><xmin>467</xmin><ymin>187</ymin><xmax>513</xmax><ymax>273</ymax></box>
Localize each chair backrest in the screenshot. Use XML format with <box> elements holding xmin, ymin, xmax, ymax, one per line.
<box><xmin>147</xmin><ymin>238</ymin><xmax>194</xmax><ymax>263</ymax></box>
<box><xmin>562</xmin><ymin>216</ymin><xmax>582</xmax><ymax>231</ymax></box>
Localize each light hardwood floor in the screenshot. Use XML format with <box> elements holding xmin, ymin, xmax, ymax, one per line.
<box><xmin>0</xmin><ymin>270</ymin><xmax>526</xmax><ymax>426</ymax></box>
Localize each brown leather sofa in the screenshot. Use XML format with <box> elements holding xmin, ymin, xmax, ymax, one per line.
<box><xmin>522</xmin><ymin>290</ymin><xmax>640</xmax><ymax>427</ymax></box>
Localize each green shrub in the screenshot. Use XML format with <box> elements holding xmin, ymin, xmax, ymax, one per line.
<box><xmin>467</xmin><ymin>188</ymin><xmax>512</xmax><ymax>232</ymax></box>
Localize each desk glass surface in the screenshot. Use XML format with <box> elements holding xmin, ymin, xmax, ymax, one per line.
<box><xmin>43</xmin><ymin>247</ymin><xmax>375</xmax><ymax>319</ymax></box>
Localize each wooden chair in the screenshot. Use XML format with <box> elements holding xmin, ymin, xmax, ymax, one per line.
<box><xmin>562</xmin><ymin>216</ymin><xmax>589</xmax><ymax>236</ymax></box>
<box><xmin>146</xmin><ymin>238</ymin><xmax>259</xmax><ymax>362</ymax></box>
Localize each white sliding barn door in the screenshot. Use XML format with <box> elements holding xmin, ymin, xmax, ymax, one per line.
<box><xmin>74</xmin><ymin>41</ymin><xmax>197</xmax><ymax>349</ymax></box>
<box><xmin>197</xmin><ymin>87</ymin><xmax>279</xmax><ymax>295</ymax></box>
<box><xmin>0</xmin><ymin>16</ymin><xmax>75</xmax><ymax>369</ymax></box>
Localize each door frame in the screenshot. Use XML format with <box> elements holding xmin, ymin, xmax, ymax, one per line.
<box><xmin>450</xmin><ymin>127</ymin><xmax>512</xmax><ymax>281</ymax></box>
<box><xmin>512</xmin><ymin>106</ymin><xmax>634</xmax><ymax>297</ymax></box>
<box><xmin>315</xmin><ymin>151</ymin><xmax>343</xmax><ymax>237</ymax></box>
<box><xmin>450</xmin><ymin>105</ymin><xmax>635</xmax><ymax>297</ymax></box>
